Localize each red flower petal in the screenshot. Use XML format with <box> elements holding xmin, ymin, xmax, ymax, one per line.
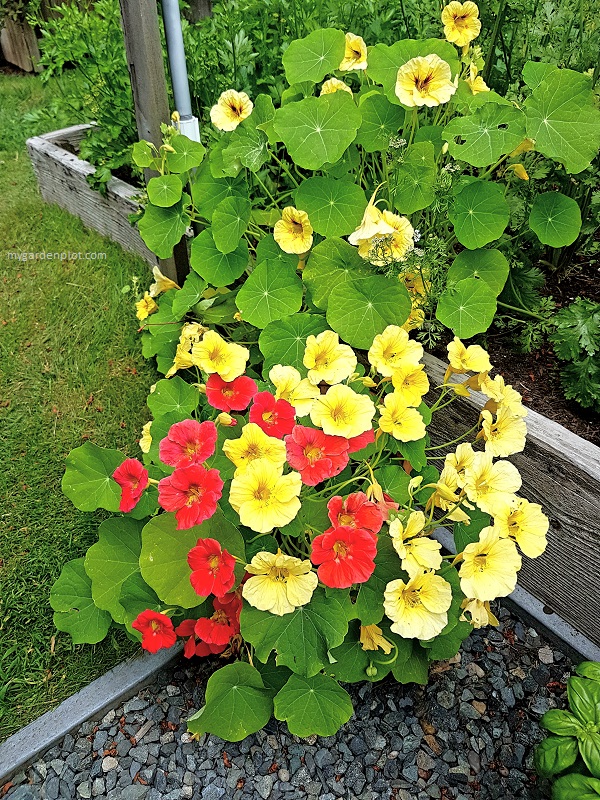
<box><xmin>131</xmin><ymin>609</ymin><xmax>177</xmax><ymax>653</ymax></box>
<box><xmin>285</xmin><ymin>425</ymin><xmax>349</xmax><ymax>486</ymax></box>
<box><xmin>159</xmin><ymin>419</ymin><xmax>218</xmax><ymax>468</ymax></box>
<box><xmin>310</xmin><ymin>526</ymin><xmax>377</xmax><ymax>589</ymax></box>
<box><xmin>327</xmin><ymin>492</ymin><xmax>384</xmax><ymax>534</ymax></box>
<box><xmin>187</xmin><ymin>537</ymin><xmax>236</xmax><ymax>597</ymax></box>
<box><xmin>206</xmin><ymin>374</ymin><xmax>258</xmax><ymax>412</ymax></box>
<box><xmin>249</xmin><ymin>391</ymin><xmax>295</xmax><ymax>438</ymax></box>
<box><xmin>158</xmin><ymin>465</ymin><xmax>223</xmax><ymax>530</ymax></box>
<box><xmin>113</xmin><ymin>458</ymin><xmax>149</xmax><ymax>513</ymax></box>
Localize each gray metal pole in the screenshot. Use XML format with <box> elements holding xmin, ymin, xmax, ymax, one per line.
<box><xmin>161</xmin><ymin>0</ymin><xmax>198</xmax><ymax>133</ymax></box>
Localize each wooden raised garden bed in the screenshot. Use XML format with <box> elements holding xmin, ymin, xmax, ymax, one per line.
<box><xmin>26</xmin><ymin>123</ymin><xmax>159</xmax><ymax>266</ymax></box>
<box><xmin>425</xmin><ymin>353</ymin><xmax>600</xmax><ymax>648</ymax></box>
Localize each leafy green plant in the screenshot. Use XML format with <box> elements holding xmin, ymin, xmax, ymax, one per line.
<box><xmin>549</xmin><ymin>299</ymin><xmax>600</xmax><ymax>412</ymax></box>
<box><xmin>535</xmin><ymin>661</ymin><xmax>600</xmax><ymax>799</ymax></box>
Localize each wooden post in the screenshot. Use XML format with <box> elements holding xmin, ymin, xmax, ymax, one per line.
<box><xmin>119</xmin><ymin>0</ymin><xmax>189</xmax><ymax>285</ymax></box>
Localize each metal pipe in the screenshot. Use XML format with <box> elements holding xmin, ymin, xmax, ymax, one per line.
<box><xmin>161</xmin><ymin>0</ymin><xmax>193</xmax><ymax>120</ymax></box>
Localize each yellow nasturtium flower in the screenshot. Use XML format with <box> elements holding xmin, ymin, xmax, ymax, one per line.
<box><xmin>384</xmin><ymin>571</ymin><xmax>453</xmax><ymax>640</ymax></box>
<box><xmin>191</xmin><ymin>330</ymin><xmax>249</xmax><ymax>382</ymax></box>
<box><xmin>480</xmin><ymin>406</ymin><xmax>527</xmax><ymax>458</ymax></box>
<box><xmin>165</xmin><ymin>341</ymin><xmax>195</xmax><ymax>378</ymax></box>
<box><xmin>148</xmin><ymin>266</ymin><xmax>179</xmax><ymax>297</ymax></box>
<box><xmin>466</xmin><ymin>63</ymin><xmax>489</xmax><ymax>95</ymax></box>
<box><xmin>360</xmin><ymin>624</ymin><xmax>393</xmax><ymax>654</ymax></box>
<box><xmin>378</xmin><ymin>393</ymin><xmax>426</xmax><ymax>441</ymax></box>
<box><xmin>425</xmin><ymin>464</ymin><xmax>471</xmax><ymax>523</ymax></box>
<box><xmin>507</xmin><ymin>163</ymin><xmax>529</xmax><ymax>180</ymax></box>
<box><xmin>441</xmin><ymin>1</ymin><xmax>482</xmax><ymax>47</ymax></box>
<box><xmin>463</xmin><ymin>451</ymin><xmax>522</xmax><ymax>515</ymax></box>
<box><xmin>303</xmin><ymin>330</ymin><xmax>357</xmax><ymax>386</ymax></box>
<box><xmin>459</xmin><ymin>527</ymin><xmax>522</xmax><ymax>601</ymax></box>
<box><xmin>242</xmin><ymin>550</ymin><xmax>318</xmax><ymax>616</ymax></box>
<box><xmin>339</xmin><ymin>32</ymin><xmax>368</xmax><ymax>71</ymax></box>
<box><xmin>139</xmin><ymin>421</ymin><xmax>152</xmax><ymax>454</ymax></box>
<box><xmin>320</xmin><ymin>77</ymin><xmax>353</xmax><ymax>96</ymax></box>
<box><xmin>310</xmin><ymin>384</ymin><xmax>376</xmax><ymax>438</ymax></box>
<box><xmin>389</xmin><ymin>512</ymin><xmax>443</xmax><ymax>577</ymax></box>
<box><xmin>135</xmin><ymin>292</ymin><xmax>158</xmax><ymax>321</ymax></box>
<box><xmin>268</xmin><ymin>365</ymin><xmax>320</xmax><ymax>416</ymax></box>
<box><xmin>461</xmin><ymin>598</ymin><xmax>499</xmax><ymax>628</ymax></box>
<box><xmin>391</xmin><ymin>362</ymin><xmax>430</xmax><ymax>406</ymax></box>
<box><xmin>368</xmin><ymin>325</ymin><xmax>424</xmax><ymax>377</ymax></box>
<box><xmin>479</xmin><ymin>374</ymin><xmax>527</xmax><ymax>418</ymax></box>
<box><xmin>348</xmin><ymin>187</ymin><xmax>395</xmax><ymax>246</ymax></box>
<box><xmin>229</xmin><ymin>459</ymin><xmax>302</xmax><ymax>533</ymax></box>
<box><xmin>445</xmin><ymin>443</ymin><xmax>476</xmax><ymax>487</ymax></box>
<box><xmin>447</xmin><ymin>336</ymin><xmax>492</xmax><ymax>374</ymax></box>
<box><xmin>210</xmin><ymin>89</ymin><xmax>253</xmax><ymax>131</ymax></box>
<box><xmin>223</xmin><ymin>422</ymin><xmax>287</xmax><ymax>473</ymax></box>
<box><xmin>273</xmin><ymin>207</ymin><xmax>314</xmax><ymax>254</ymax></box>
<box><xmin>357</xmin><ymin>210</ymin><xmax>414</xmax><ymax>264</ymax></box>
<box><xmin>395</xmin><ymin>54</ymin><xmax>457</xmax><ymax>108</ymax></box>
<box><xmin>492</xmin><ymin>496</ymin><xmax>549</xmax><ymax>558</ymax></box>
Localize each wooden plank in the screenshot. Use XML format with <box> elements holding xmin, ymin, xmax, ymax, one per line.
<box><xmin>424</xmin><ymin>353</ymin><xmax>600</xmax><ymax>646</ymax></box>
<box><xmin>0</xmin><ymin>18</ymin><xmax>41</xmax><ymax>72</ymax></box>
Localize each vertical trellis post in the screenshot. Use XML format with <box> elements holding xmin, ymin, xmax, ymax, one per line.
<box><xmin>119</xmin><ymin>0</ymin><xmax>189</xmax><ymax>284</ymax></box>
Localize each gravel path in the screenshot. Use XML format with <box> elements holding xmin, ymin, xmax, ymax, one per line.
<box><xmin>5</xmin><ymin>605</ymin><xmax>572</xmax><ymax>800</ymax></box>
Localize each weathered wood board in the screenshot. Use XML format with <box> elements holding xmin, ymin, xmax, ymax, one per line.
<box><xmin>424</xmin><ymin>353</ymin><xmax>600</xmax><ymax>647</ymax></box>
<box><xmin>26</xmin><ymin>124</ymin><xmax>160</xmax><ymax>267</ymax></box>
<box><xmin>0</xmin><ymin>19</ymin><xmax>41</xmax><ymax>72</ymax></box>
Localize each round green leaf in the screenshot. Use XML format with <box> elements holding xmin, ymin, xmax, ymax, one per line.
<box><xmin>171</xmin><ymin>271</ymin><xmax>208</xmax><ymax>319</ymax></box>
<box><xmin>147</xmin><ymin>175</ymin><xmax>183</xmax><ymax>208</ymax></box>
<box><xmin>355</xmin><ymin>536</ymin><xmax>403</xmax><ymax>625</ymax></box>
<box><xmin>326</xmin><ymin>276</ymin><xmax>411</xmax><ymax>349</ymax></box>
<box><xmin>303</xmin><ymin>237</ymin><xmax>372</xmax><ymax>310</ymax></box>
<box><xmin>190</xmin><ymin>161</ymin><xmax>248</xmax><ymax>220</ymax></box>
<box><xmin>394</xmin><ymin>141</ymin><xmax>436</xmax><ymax>214</ymax></box>
<box><xmin>50</xmin><ymin>558</ymin><xmax>112</xmax><ymax>644</ymax></box>
<box><xmin>138</xmin><ymin>195</ymin><xmax>190</xmax><ymax>259</ymax></box>
<box><xmin>294</xmin><ymin>177</ymin><xmax>366</xmax><ymax>237</ymax></box>
<box><xmin>119</xmin><ymin>572</ymin><xmax>161</xmax><ymax>631</ymax></box>
<box><xmin>329</xmin><ymin>620</ymin><xmax>393</xmax><ymax>683</ymax></box>
<box><xmin>223</xmin><ymin>94</ymin><xmax>275</xmax><ymax>172</ymax></box>
<box><xmin>529</xmin><ymin>192</ymin><xmax>582</xmax><ymax>247</ymax></box>
<box><xmin>553</xmin><ymin>773</ymin><xmax>600</xmax><ymax>800</ymax></box>
<box><xmin>236</xmin><ymin>259</ymin><xmax>303</xmax><ymax>329</ymax></box>
<box><xmin>132</xmin><ymin>140</ymin><xmax>156</xmax><ymax>169</ymax></box>
<box><xmin>447</xmin><ymin>248</ymin><xmax>509</xmax><ymax>296</ymax></box>
<box><xmin>443</xmin><ymin>103</ymin><xmax>526</xmax><ymax>167</ymax></box>
<box><xmin>190</xmin><ymin>228</ymin><xmax>249</xmax><ymax>287</ymax></box>
<box><xmin>165</xmin><ymin>133</ymin><xmax>206</xmax><ymax>173</ymax></box>
<box><xmin>188</xmin><ymin>663</ymin><xmax>274</xmax><ymax>742</ymax></box>
<box><xmin>274</xmin><ymin>673</ymin><xmax>353</xmax><ymax>737</ymax></box>
<box><xmin>355</xmin><ymin>93</ymin><xmax>404</xmax><ymax>152</ymax></box>
<box><xmin>61</xmin><ymin>442</ymin><xmax>124</xmax><ymax>512</ymax></box>
<box><xmin>84</xmin><ymin>518</ymin><xmax>143</xmax><ymax>624</ymax></box>
<box><xmin>256</xmin><ymin>234</ymin><xmax>298</xmax><ymax>270</ymax></box>
<box><xmin>389</xmin><ymin>635</ymin><xmax>429</xmax><ymax>685</ymax></box>
<box><xmin>146</xmin><ymin>376</ymin><xmax>199</xmax><ymax>419</ymax></box>
<box><xmin>449</xmin><ymin>181</ymin><xmax>510</xmax><ymax>249</ymax></box>
<box><xmin>140</xmin><ymin>509</ymin><xmax>245</xmax><ymax>608</ymax></box>
<box><xmin>258</xmin><ymin>313</ymin><xmax>328</xmax><ymax>373</ymax></box>
<box><xmin>436</xmin><ymin>277</ymin><xmax>497</xmax><ymax>338</ymax></box>
<box><xmin>273</xmin><ymin>92</ymin><xmax>362</xmax><ymax>170</ymax></box>
<box><xmin>282</xmin><ymin>28</ymin><xmax>346</xmax><ymax>85</ymax></box>
<box><xmin>240</xmin><ymin>587</ymin><xmax>348</xmax><ymax>677</ymax></box>
<box><xmin>212</xmin><ymin>196</ymin><xmax>252</xmax><ymax>254</ymax></box>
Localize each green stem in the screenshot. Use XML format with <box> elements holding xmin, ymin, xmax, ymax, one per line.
<box><xmin>425</xmin><ymin>421</ymin><xmax>480</xmax><ymax>451</ymax></box>
<box><xmin>497</xmin><ymin>300</ymin><xmax>546</xmax><ymax>321</ymax></box>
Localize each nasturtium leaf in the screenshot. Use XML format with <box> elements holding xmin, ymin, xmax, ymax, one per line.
<box><xmin>534</xmin><ymin>736</ymin><xmax>579</xmax><ymax>779</ymax></box>
<box><xmin>255</xmin><ymin>657</ymin><xmax>293</xmax><ymax>693</ymax></box>
<box><xmin>273</xmin><ymin>92</ymin><xmax>362</xmax><ymax>170</ymax></box>
<box><xmin>449</xmin><ymin>181</ymin><xmax>510</xmax><ymax>249</ymax></box>
<box><xmin>294</xmin><ymin>177</ymin><xmax>366</xmax><ymax>237</ymax></box>
<box><xmin>447</xmin><ymin>248</ymin><xmax>509</xmax><ymax>296</ymax></box>
<box><xmin>529</xmin><ymin>192</ymin><xmax>582</xmax><ymax>248</ymax></box>
<box><xmin>50</xmin><ymin>558</ymin><xmax>112</xmax><ymax>644</ymax></box>
<box><xmin>187</xmin><ymin>662</ymin><xmax>274</xmax><ymax>742</ymax></box>
<box><xmin>255</xmin><ymin>234</ymin><xmax>298</xmax><ymax>270</ymax></box>
<box><xmin>443</xmin><ymin>103</ymin><xmax>526</xmax><ymax>167</ymax></box>
<box><xmin>138</xmin><ymin>195</ymin><xmax>190</xmax><ymax>259</ymax></box>
<box><xmin>274</xmin><ymin>673</ymin><xmax>353</xmax><ymax>737</ymax></box>
<box><xmin>132</xmin><ymin>140</ymin><xmax>156</xmax><ymax>169</ymax></box>
<box><xmin>327</xmin><ymin>276</ymin><xmax>412</xmax><ymax>349</ymax></box>
<box><xmin>62</xmin><ymin>442</ymin><xmax>124</xmax><ymax>512</ymax></box>
<box><xmin>525</xmin><ymin>67</ymin><xmax>600</xmax><ymax>174</ymax></box>
<box><xmin>394</xmin><ymin>141</ymin><xmax>436</xmax><ymax>214</ymax></box>
<box><xmin>303</xmin><ymin>237</ymin><xmax>371</xmax><ymax>310</ymax></box>
<box><xmin>258</xmin><ymin>313</ymin><xmax>328</xmax><ymax>374</ymax></box>
<box><xmin>390</xmin><ymin>636</ymin><xmax>429</xmax><ymax>684</ymax></box>
<box><xmin>190</xmin><ymin>228</ymin><xmax>249</xmax><ymax>287</ymax></box>
<box><xmin>236</xmin><ymin>260</ymin><xmax>303</xmax><ymax>329</ymax></box>
<box><xmin>436</xmin><ymin>277</ymin><xmax>497</xmax><ymax>338</ymax></box>
<box><xmin>355</xmin><ymin>93</ymin><xmax>404</xmax><ymax>152</ymax></box>
<box><xmin>453</xmin><ymin>508</ymin><xmax>490</xmax><ymax>554</ymax></box>
<box><xmin>165</xmin><ymin>133</ymin><xmax>206</xmax><ymax>173</ymax></box>
<box><xmin>190</xmin><ymin>161</ymin><xmax>248</xmax><ymax>220</ymax></box>
<box><xmin>414</xmin><ymin>124</ymin><xmax>445</xmax><ymax>155</ymax></box>
<box><xmin>282</xmin><ymin>28</ymin><xmax>346</xmax><ymax>85</ymax></box>
<box><xmin>171</xmin><ymin>271</ymin><xmax>208</xmax><ymax>319</ymax></box>
<box><xmin>146</xmin><ymin>376</ymin><xmax>199</xmax><ymax>419</ymax></box>
<box><xmin>119</xmin><ymin>572</ymin><xmax>161</xmax><ymax>630</ymax></box>
<box><xmin>147</xmin><ymin>174</ymin><xmax>183</xmax><ymax>208</ymax></box>
<box><xmin>240</xmin><ymin>587</ymin><xmax>348</xmax><ymax>677</ymax></box>
<box><xmin>280</xmin><ymin>81</ymin><xmax>314</xmax><ymax>106</ymax></box>
<box><xmin>373</xmin><ymin>465</ymin><xmax>411</xmax><ymax>505</ymax></box>
<box><xmin>552</xmin><ymin>773</ymin><xmax>600</xmax><ymax>800</ymax></box>
<box><xmin>85</xmin><ymin>518</ymin><xmax>144</xmax><ymax>623</ymax></box>
<box><xmin>454</xmin><ymin>81</ymin><xmax>510</xmax><ymax>112</ymax></box>
<box><xmin>140</xmin><ymin>509</ymin><xmax>245</xmax><ymax>608</ymax></box>
<box><xmin>209</xmin><ymin>135</ymin><xmax>241</xmax><ymax>179</ymax></box>
<box><xmin>223</xmin><ymin>94</ymin><xmax>275</xmax><ymax>172</ymax></box>
<box><xmin>140</xmin><ymin>292</ymin><xmax>181</xmax><ymax>360</ymax></box>
<box><xmin>211</xmin><ymin>196</ymin><xmax>252</xmax><ymax>254</ymax></box>
<box><xmin>329</xmin><ymin>620</ymin><xmax>393</xmax><ymax>683</ymax></box>
<box><xmin>522</xmin><ymin>60</ymin><xmax>558</xmax><ymax>90</ymax></box>
<box><xmin>367</xmin><ymin>39</ymin><xmax>460</xmax><ymax>105</ymax></box>
<box><xmin>355</xmin><ymin>536</ymin><xmax>404</xmax><ymax>625</ymax></box>
<box><xmin>423</xmin><ymin>620</ymin><xmax>471</xmax><ymax>661</ymax></box>
<box><xmin>395</xmin><ymin>436</ymin><xmax>428</xmax><ymax>471</ymax></box>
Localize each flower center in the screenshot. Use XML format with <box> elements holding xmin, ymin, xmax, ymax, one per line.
<box><xmin>222</xmin><ymin>388</ymin><xmax>235</xmax><ymax>398</ymax></box>
<box><xmin>208</xmin><ymin>348</ymin><xmax>226</xmax><ymax>366</ymax></box>
<box><xmin>290</xmin><ymin>220</ymin><xmax>304</xmax><ymax>235</ymax></box>
<box><xmin>329</xmin><ymin>402</ymin><xmax>349</xmax><ymax>423</ymax></box>
<box><xmin>405</xmin><ymin>588</ymin><xmax>422</xmax><ymax>608</ymax></box>
<box><xmin>150</xmin><ymin>620</ymin><xmax>161</xmax><ymax>632</ymax></box>
<box><xmin>268</xmin><ymin>566</ymin><xmax>289</xmax><ymax>582</ymax></box>
<box><xmin>262</xmin><ymin>410</ymin><xmax>276</xmax><ymax>423</ymax></box>
<box><xmin>303</xmin><ymin>444</ymin><xmax>323</xmax><ymax>464</ymax></box>
<box><xmin>186</xmin><ymin>484</ymin><xmax>205</xmax><ymax>505</ymax></box>
<box><xmin>245</xmin><ymin>443</ymin><xmax>261</xmax><ymax>459</ymax></box>
<box><xmin>313</xmin><ymin>352</ymin><xmax>331</xmax><ymax>368</ymax></box>
<box><xmin>185</xmin><ymin>442</ymin><xmax>199</xmax><ymax>456</ymax></box>
<box><xmin>212</xmin><ymin>609</ymin><xmax>229</xmax><ymax>625</ymax></box>
<box><xmin>253</xmin><ymin>483</ymin><xmax>271</xmax><ymax>503</ymax></box>
<box><xmin>338</xmin><ymin>513</ymin><xmax>354</xmax><ymax>526</ymax></box>
<box><xmin>333</xmin><ymin>540</ymin><xmax>349</xmax><ymax>558</ymax></box>
<box><xmin>207</xmin><ymin>554</ymin><xmax>221</xmax><ymax>572</ymax></box>
<box><xmin>474</xmin><ymin>553</ymin><xmax>488</xmax><ymax>572</ymax></box>
<box><xmin>415</xmin><ymin>72</ymin><xmax>434</xmax><ymax>93</ymax></box>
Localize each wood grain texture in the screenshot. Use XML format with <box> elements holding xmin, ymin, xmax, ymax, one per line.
<box><xmin>0</xmin><ymin>19</ymin><xmax>41</xmax><ymax>72</ymax></box>
<box><xmin>26</xmin><ymin>124</ymin><xmax>160</xmax><ymax>267</ymax></box>
<box><xmin>424</xmin><ymin>353</ymin><xmax>600</xmax><ymax>646</ymax></box>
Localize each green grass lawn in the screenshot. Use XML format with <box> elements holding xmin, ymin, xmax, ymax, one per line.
<box><xmin>0</xmin><ymin>72</ymin><xmax>157</xmax><ymax>741</ymax></box>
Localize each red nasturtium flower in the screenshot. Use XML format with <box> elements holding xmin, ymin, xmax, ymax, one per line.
<box><xmin>249</xmin><ymin>391</ymin><xmax>296</xmax><ymax>438</ymax></box>
<box><xmin>310</xmin><ymin>526</ymin><xmax>377</xmax><ymax>589</ymax></box>
<box><xmin>187</xmin><ymin>537</ymin><xmax>236</xmax><ymax>597</ymax></box>
<box><xmin>113</xmin><ymin>458</ymin><xmax>149</xmax><ymax>513</ymax></box>
<box><xmin>195</xmin><ymin>594</ymin><xmax>242</xmax><ymax>646</ymax></box>
<box><xmin>285</xmin><ymin>425</ymin><xmax>349</xmax><ymax>486</ymax></box>
<box><xmin>327</xmin><ymin>492</ymin><xmax>384</xmax><ymax>535</ymax></box>
<box><xmin>132</xmin><ymin>609</ymin><xmax>177</xmax><ymax>653</ymax></box>
<box><xmin>348</xmin><ymin>429</ymin><xmax>375</xmax><ymax>453</ymax></box>
<box><xmin>158</xmin><ymin>465</ymin><xmax>223</xmax><ymax>529</ymax></box>
<box><xmin>159</xmin><ymin>419</ymin><xmax>217</xmax><ymax>468</ymax></box>
<box><xmin>205</xmin><ymin>374</ymin><xmax>258</xmax><ymax>412</ymax></box>
<box><xmin>174</xmin><ymin>618</ymin><xmax>226</xmax><ymax>658</ymax></box>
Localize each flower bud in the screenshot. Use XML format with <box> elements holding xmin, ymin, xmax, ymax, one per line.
<box><xmin>366</xmin><ymin>664</ymin><xmax>378</xmax><ymax>677</ymax></box>
<box><xmin>216</xmin><ymin>412</ymin><xmax>237</xmax><ymax>426</ymax></box>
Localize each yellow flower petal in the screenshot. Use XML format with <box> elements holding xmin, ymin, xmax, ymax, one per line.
<box><xmin>378</xmin><ymin>393</ymin><xmax>426</xmax><ymax>441</ymax></box>
<box><xmin>135</xmin><ymin>292</ymin><xmax>158</xmax><ymax>321</ymax></box>
<box><xmin>339</xmin><ymin>32</ymin><xmax>368</xmax><ymax>71</ymax></box>
<box><xmin>210</xmin><ymin>89</ymin><xmax>253</xmax><ymax>131</ymax></box>
<box><xmin>223</xmin><ymin>422</ymin><xmax>287</xmax><ymax>473</ymax></box>
<box><xmin>242</xmin><ymin>549</ymin><xmax>317</xmax><ymax>615</ymax></box>
<box><xmin>368</xmin><ymin>325</ymin><xmax>423</xmax><ymax>377</ymax></box>
<box><xmin>395</xmin><ymin>54</ymin><xmax>457</xmax><ymax>108</ymax></box>
<box><xmin>459</xmin><ymin>527</ymin><xmax>521</xmax><ymax>601</ymax></box>
<box><xmin>273</xmin><ymin>206</ymin><xmax>313</xmax><ymax>254</ymax></box>
<box><xmin>310</xmin><ymin>383</ymin><xmax>375</xmax><ymax>439</ymax></box>
<box><xmin>441</xmin><ymin>1</ymin><xmax>481</xmax><ymax>47</ymax></box>
<box><xmin>384</xmin><ymin>572</ymin><xmax>452</xmax><ymax>640</ymax></box>
<box><xmin>303</xmin><ymin>330</ymin><xmax>357</xmax><ymax>386</ymax></box>
<box><xmin>229</xmin><ymin>459</ymin><xmax>302</xmax><ymax>533</ymax></box>
<box><xmin>320</xmin><ymin>77</ymin><xmax>353</xmax><ymax>96</ymax></box>
<box><xmin>191</xmin><ymin>330</ymin><xmax>249</xmax><ymax>381</ymax></box>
